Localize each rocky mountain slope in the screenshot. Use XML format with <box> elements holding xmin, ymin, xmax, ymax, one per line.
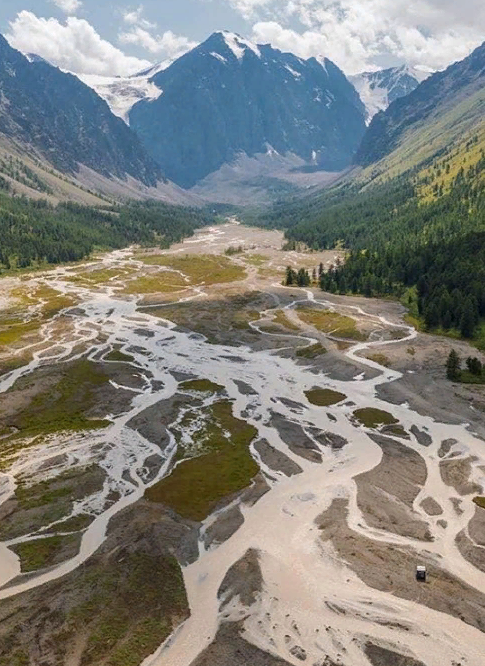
<box><xmin>0</xmin><ymin>35</ymin><xmax>161</xmax><ymax>188</ymax></box>
<box><xmin>350</xmin><ymin>65</ymin><xmax>431</xmax><ymax>122</ymax></box>
<box><xmin>129</xmin><ymin>31</ymin><xmax>367</xmax><ymax>188</ymax></box>
<box><xmin>355</xmin><ymin>41</ymin><xmax>485</xmax><ymax>172</ymax></box>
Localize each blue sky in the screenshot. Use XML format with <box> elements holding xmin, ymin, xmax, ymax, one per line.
<box><xmin>1</xmin><ymin>1</ymin><xmax>248</xmax><ymax>55</ymax></box>
<box><xmin>2</xmin><ymin>1</ymin><xmax>484</xmax><ymax>77</ymax></box>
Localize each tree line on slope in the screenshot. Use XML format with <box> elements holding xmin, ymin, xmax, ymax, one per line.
<box><xmin>262</xmin><ymin>150</ymin><xmax>485</xmax><ymax>341</ymax></box>
<box><xmin>0</xmin><ymin>195</ymin><xmax>214</xmax><ymax>270</ymax></box>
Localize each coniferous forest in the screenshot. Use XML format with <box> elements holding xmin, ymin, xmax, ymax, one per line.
<box><xmin>0</xmin><ymin>194</ymin><xmax>214</xmax><ymax>270</ymax></box>
<box><xmin>250</xmin><ymin>148</ymin><xmax>485</xmax><ymax>342</ymax></box>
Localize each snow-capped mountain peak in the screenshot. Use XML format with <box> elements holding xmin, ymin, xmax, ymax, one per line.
<box><xmin>74</xmin><ymin>32</ymin><xmax>264</xmax><ymax>123</ymax></box>
<box><xmin>350</xmin><ymin>64</ymin><xmax>434</xmax><ymax>123</ymax></box>
<box><xmin>128</xmin><ymin>32</ymin><xmax>366</xmax><ymax>189</ymax></box>
<box><xmin>219</xmin><ymin>30</ymin><xmax>261</xmax><ymax>60</ymax></box>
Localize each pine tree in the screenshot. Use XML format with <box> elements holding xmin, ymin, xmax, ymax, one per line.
<box><xmin>296</xmin><ymin>268</ymin><xmax>308</xmax><ymax>287</ymax></box>
<box><xmin>442</xmin><ymin>310</ymin><xmax>452</xmax><ymax>330</ymax></box>
<box><xmin>285</xmin><ymin>266</ymin><xmax>295</xmax><ymax>286</ymax></box>
<box><xmin>446</xmin><ymin>349</ymin><xmax>461</xmax><ymax>381</ymax></box>
<box><xmin>460</xmin><ymin>299</ymin><xmax>476</xmax><ymax>338</ymax></box>
<box><xmin>424</xmin><ymin>302</ymin><xmax>440</xmax><ymax>329</ymax></box>
<box><xmin>466</xmin><ymin>357</ymin><xmax>482</xmax><ymax>376</ymax></box>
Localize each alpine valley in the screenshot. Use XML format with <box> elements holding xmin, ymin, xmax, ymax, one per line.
<box><xmin>2</xmin><ymin>20</ymin><xmax>485</xmax><ymax>666</ymax></box>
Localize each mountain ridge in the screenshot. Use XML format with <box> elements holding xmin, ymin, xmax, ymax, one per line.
<box><xmin>129</xmin><ymin>31</ymin><xmax>367</xmax><ymax>188</ymax></box>
<box><xmin>355</xmin><ymin>40</ymin><xmax>485</xmax><ymax>169</ymax></box>
<box><xmin>0</xmin><ymin>34</ymin><xmax>163</xmax><ymax>189</ymax></box>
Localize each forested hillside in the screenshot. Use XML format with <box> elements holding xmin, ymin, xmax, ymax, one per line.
<box><xmin>249</xmin><ymin>132</ymin><xmax>485</xmax><ymax>344</ymax></box>
<box><xmin>0</xmin><ymin>194</ymin><xmax>213</xmax><ymax>269</ymax></box>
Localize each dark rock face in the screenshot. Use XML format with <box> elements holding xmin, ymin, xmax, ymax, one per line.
<box><xmin>355</xmin><ymin>40</ymin><xmax>485</xmax><ymax>166</ymax></box>
<box><xmin>130</xmin><ymin>31</ymin><xmax>366</xmax><ymax>188</ymax></box>
<box><xmin>0</xmin><ymin>34</ymin><xmax>161</xmax><ymax>185</ymax></box>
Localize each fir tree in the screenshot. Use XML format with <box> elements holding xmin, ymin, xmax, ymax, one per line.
<box><xmin>446</xmin><ymin>350</ymin><xmax>461</xmax><ymax>381</ymax></box>
<box><xmin>460</xmin><ymin>299</ymin><xmax>476</xmax><ymax>338</ymax></box>
<box><xmin>466</xmin><ymin>357</ymin><xmax>483</xmax><ymax>376</ymax></box>
<box><xmin>285</xmin><ymin>266</ymin><xmax>296</xmax><ymax>286</ymax></box>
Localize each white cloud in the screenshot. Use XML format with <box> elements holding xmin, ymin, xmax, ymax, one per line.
<box><xmin>226</xmin><ymin>0</ymin><xmax>275</xmax><ymax>20</ymax></box>
<box><xmin>7</xmin><ymin>11</ymin><xmax>151</xmax><ymax>76</ymax></box>
<box><xmin>51</xmin><ymin>0</ymin><xmax>83</xmax><ymax>14</ymax></box>
<box><xmin>119</xmin><ymin>27</ymin><xmax>197</xmax><ymax>58</ymax></box>
<box><xmin>226</xmin><ymin>0</ymin><xmax>485</xmax><ymax>73</ymax></box>
<box><xmin>122</xmin><ymin>5</ymin><xmax>156</xmax><ymax>30</ymax></box>
<box><xmin>118</xmin><ymin>4</ymin><xmax>196</xmax><ymax>61</ymax></box>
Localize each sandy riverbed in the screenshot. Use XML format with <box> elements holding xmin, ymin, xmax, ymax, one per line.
<box><xmin>0</xmin><ymin>223</ymin><xmax>485</xmax><ymax>666</ymax></box>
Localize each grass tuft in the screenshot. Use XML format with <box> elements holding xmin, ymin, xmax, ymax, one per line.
<box><xmin>305</xmin><ymin>388</ymin><xmax>347</xmax><ymax>407</ymax></box>
<box><xmin>297</xmin><ymin>308</ymin><xmax>367</xmax><ymax>341</ymax></box>
<box><xmin>105</xmin><ymin>350</ymin><xmax>135</xmax><ymax>363</ymax></box>
<box><xmin>180</xmin><ymin>379</ymin><xmax>224</xmax><ymax>393</ymax></box>
<box><xmin>353</xmin><ymin>407</ymin><xmax>399</xmax><ymax>429</ymax></box>
<box><xmin>296</xmin><ymin>343</ymin><xmax>327</xmax><ymax>358</ymax></box>
<box><xmin>366</xmin><ymin>353</ymin><xmax>391</xmax><ymax>367</ymax></box>
<box><xmin>473</xmin><ymin>497</ymin><xmax>485</xmax><ymax>510</ymax></box>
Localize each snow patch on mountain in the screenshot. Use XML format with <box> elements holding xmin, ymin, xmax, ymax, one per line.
<box><xmin>315</xmin><ymin>57</ymin><xmax>329</xmax><ymax>76</ymax></box>
<box><xmin>285</xmin><ymin>65</ymin><xmax>302</xmax><ymax>79</ymax></box>
<box><xmin>211</xmin><ymin>52</ymin><xmax>228</xmax><ymax>64</ymax></box>
<box><xmin>77</xmin><ymin>71</ymin><xmax>163</xmax><ymax>124</ymax></box>
<box><xmin>350</xmin><ymin>64</ymin><xmax>434</xmax><ymax>123</ymax></box>
<box><xmin>221</xmin><ymin>31</ymin><xmax>261</xmax><ymax>60</ymax></box>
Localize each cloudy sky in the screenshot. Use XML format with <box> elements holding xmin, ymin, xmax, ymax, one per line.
<box><xmin>1</xmin><ymin>0</ymin><xmax>484</xmax><ymax>77</ymax></box>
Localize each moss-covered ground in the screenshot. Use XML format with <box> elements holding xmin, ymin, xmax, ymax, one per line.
<box><xmin>122</xmin><ymin>274</ymin><xmax>187</xmax><ymax>295</ymax></box>
<box><xmin>366</xmin><ymin>353</ymin><xmax>392</xmax><ymax>367</ymax></box>
<box><xmin>296</xmin><ymin>307</ymin><xmax>367</xmax><ymax>341</ymax></box>
<box><xmin>0</xmin><ymin>284</ymin><xmax>75</xmax><ymax>348</ymax></box>
<box><xmin>296</xmin><ymin>343</ymin><xmax>327</xmax><ymax>358</ymax></box>
<box><xmin>243</xmin><ymin>254</ymin><xmax>270</xmax><ymax>266</ymax></box>
<box><xmin>71</xmin><ymin>552</ymin><xmax>188</xmax><ymax>666</ymax></box>
<box><xmin>353</xmin><ymin>408</ymin><xmax>399</xmax><ymax>429</ymax></box>
<box><xmin>66</xmin><ymin>267</ymin><xmax>136</xmax><ymax>286</ymax></box>
<box><xmin>137</xmin><ymin>254</ymin><xmax>246</xmax><ymax>285</ymax></box>
<box><xmin>0</xmin><ymin>466</ymin><xmax>106</xmax><ymax>540</ymax></box>
<box><xmin>105</xmin><ymin>349</ymin><xmax>135</xmax><ymax>363</ymax></box>
<box><xmin>12</xmin><ymin>534</ymin><xmax>80</xmax><ymax>572</ymax></box>
<box><xmin>0</xmin><ymin>537</ymin><xmax>189</xmax><ymax>666</ymax></box>
<box><xmin>180</xmin><ymin>379</ymin><xmax>224</xmax><ymax>393</ymax></box>
<box><xmin>272</xmin><ymin>310</ymin><xmax>299</xmax><ymax>330</ymax></box>
<box><xmin>6</xmin><ymin>360</ymin><xmax>112</xmax><ymax>437</ymax></box>
<box><xmin>146</xmin><ymin>400</ymin><xmax>258</xmax><ymax>520</ymax></box>
<box><xmin>305</xmin><ymin>388</ymin><xmax>347</xmax><ymax>407</ymax></box>
<box><xmin>473</xmin><ymin>496</ymin><xmax>485</xmax><ymax>510</ymax></box>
